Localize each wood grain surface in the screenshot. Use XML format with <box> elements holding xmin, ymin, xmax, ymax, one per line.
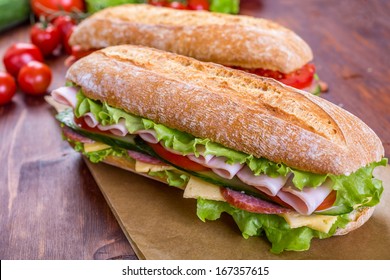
<box><xmin>0</xmin><ymin>0</ymin><xmax>389</xmax><ymax>259</ymax></box>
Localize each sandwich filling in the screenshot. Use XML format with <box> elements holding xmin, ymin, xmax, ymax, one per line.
<box><xmin>52</xmin><ymin>85</ymin><xmax>386</xmax><ymax>253</ymax></box>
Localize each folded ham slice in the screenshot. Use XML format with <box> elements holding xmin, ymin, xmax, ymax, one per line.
<box><xmin>51</xmin><ymin>86</ymin><xmax>78</xmax><ymax>108</ymax></box>
<box><xmin>236</xmin><ymin>166</ymin><xmax>289</xmax><ymax>196</ymax></box>
<box><xmin>277</xmin><ymin>180</ymin><xmax>333</xmax><ymax>215</ymax></box>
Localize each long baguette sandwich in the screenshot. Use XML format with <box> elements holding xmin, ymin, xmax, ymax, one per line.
<box><xmin>68</xmin><ymin>4</ymin><xmax>324</xmax><ymax>93</ymax></box>
<box><xmin>51</xmin><ymin>45</ymin><xmax>386</xmax><ymax>253</ymax></box>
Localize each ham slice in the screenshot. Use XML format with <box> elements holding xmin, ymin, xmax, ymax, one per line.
<box><xmin>277</xmin><ymin>180</ymin><xmax>333</xmax><ymax>215</ymax></box>
<box><xmin>188</xmin><ymin>155</ymin><xmax>243</xmax><ymax>179</ymax></box>
<box><xmin>137</xmin><ymin>129</ymin><xmax>159</xmax><ymax>144</ymax></box>
<box><xmin>236</xmin><ymin>166</ymin><xmax>289</xmax><ymax>196</ymax></box>
<box><xmin>51</xmin><ymin>86</ymin><xmax>78</xmax><ymax>108</ymax></box>
<box><xmin>97</xmin><ymin>119</ymin><xmax>128</xmax><ymax>136</ymax></box>
<box><xmin>83</xmin><ymin>112</ymin><xmax>99</xmax><ymax>128</ymax></box>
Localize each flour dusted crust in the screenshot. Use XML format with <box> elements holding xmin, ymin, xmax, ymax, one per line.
<box><xmin>66</xmin><ymin>45</ymin><xmax>384</xmax><ymax>175</ymax></box>
<box><xmin>69</xmin><ymin>4</ymin><xmax>312</xmax><ymax>73</ymax></box>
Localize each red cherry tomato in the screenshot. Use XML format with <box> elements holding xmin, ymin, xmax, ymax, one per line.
<box><xmin>3</xmin><ymin>43</ymin><xmax>44</xmax><ymax>77</ymax></box>
<box><xmin>149</xmin><ymin>143</ymin><xmax>209</xmax><ymax>171</ymax></box>
<box><xmin>30</xmin><ymin>22</ymin><xmax>61</xmax><ymax>57</ymax></box>
<box><xmin>248</xmin><ymin>64</ymin><xmax>316</xmax><ymax>89</ymax></box>
<box><xmin>53</xmin><ymin>15</ymin><xmax>76</xmax><ymax>38</ymax></box>
<box><xmin>0</xmin><ymin>72</ymin><xmax>17</xmax><ymax>105</ymax></box>
<box><xmin>63</xmin><ymin>25</ymin><xmax>76</xmax><ymax>55</ymax></box>
<box><xmin>188</xmin><ymin>0</ymin><xmax>209</xmax><ymax>10</ymax></box>
<box><xmin>17</xmin><ymin>61</ymin><xmax>52</xmax><ymax>95</ymax></box>
<box><xmin>167</xmin><ymin>1</ymin><xmax>188</xmax><ymax>10</ymax></box>
<box><xmin>31</xmin><ymin>0</ymin><xmax>85</xmax><ymax>17</ymax></box>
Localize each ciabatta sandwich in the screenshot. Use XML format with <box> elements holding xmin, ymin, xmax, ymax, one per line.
<box><xmin>51</xmin><ymin>45</ymin><xmax>386</xmax><ymax>253</ymax></box>
<box><xmin>68</xmin><ymin>4</ymin><xmax>324</xmax><ymax>93</ymax></box>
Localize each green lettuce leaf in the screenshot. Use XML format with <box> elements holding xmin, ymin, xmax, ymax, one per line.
<box><xmin>86</xmin><ymin>0</ymin><xmax>146</xmax><ymax>13</ymax></box>
<box><xmin>197</xmin><ymin>198</ymin><xmax>350</xmax><ymax>253</ymax></box>
<box><xmin>72</xmin><ymin>91</ymin><xmax>387</xmax><ymax>213</ymax></box>
<box><xmin>148</xmin><ymin>170</ymin><xmax>190</xmax><ymax>188</ymax></box>
<box><xmin>210</xmin><ymin>0</ymin><xmax>240</xmax><ymax>14</ymax></box>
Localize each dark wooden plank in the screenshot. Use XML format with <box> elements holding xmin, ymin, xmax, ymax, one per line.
<box><xmin>0</xmin><ymin>25</ymin><xmax>135</xmax><ymax>259</ymax></box>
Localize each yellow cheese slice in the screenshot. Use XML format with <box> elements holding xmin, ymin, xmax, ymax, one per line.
<box><xmin>281</xmin><ymin>212</ymin><xmax>337</xmax><ymax>233</ymax></box>
<box><xmin>183</xmin><ymin>176</ymin><xmax>225</xmax><ymax>202</ymax></box>
<box><xmin>135</xmin><ymin>160</ymin><xmax>176</xmax><ymax>173</ymax></box>
<box><xmin>84</xmin><ymin>142</ymin><xmax>111</xmax><ymax>152</ymax></box>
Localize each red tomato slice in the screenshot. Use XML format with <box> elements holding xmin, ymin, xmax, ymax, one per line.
<box><xmin>234</xmin><ymin>63</ymin><xmax>316</xmax><ymax>89</ymax></box>
<box><xmin>148</xmin><ymin>142</ymin><xmax>209</xmax><ymax>171</ymax></box>
<box><xmin>315</xmin><ymin>190</ymin><xmax>336</xmax><ymax>211</ymax></box>
<box><xmin>74</xmin><ymin>116</ymin><xmax>104</xmax><ymax>134</ymax></box>
<box><xmin>71</xmin><ymin>45</ymin><xmax>97</xmax><ymax>60</ymax></box>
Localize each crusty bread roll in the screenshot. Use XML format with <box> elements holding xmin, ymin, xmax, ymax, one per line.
<box><xmin>66</xmin><ymin>45</ymin><xmax>384</xmax><ymax>175</ymax></box>
<box><xmin>69</xmin><ymin>4</ymin><xmax>312</xmax><ymax>73</ymax></box>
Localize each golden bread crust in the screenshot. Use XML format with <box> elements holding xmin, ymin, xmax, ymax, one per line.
<box><xmin>69</xmin><ymin>4</ymin><xmax>312</xmax><ymax>73</ymax></box>
<box><xmin>66</xmin><ymin>45</ymin><xmax>384</xmax><ymax>175</ymax></box>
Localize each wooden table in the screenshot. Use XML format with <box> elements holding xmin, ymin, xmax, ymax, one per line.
<box><xmin>1</xmin><ymin>0</ymin><xmax>389</xmax><ymax>259</ymax></box>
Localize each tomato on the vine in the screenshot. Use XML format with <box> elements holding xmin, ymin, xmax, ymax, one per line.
<box><xmin>188</xmin><ymin>0</ymin><xmax>210</xmax><ymax>10</ymax></box>
<box><xmin>31</xmin><ymin>0</ymin><xmax>85</xmax><ymax>17</ymax></box>
<box><xmin>17</xmin><ymin>61</ymin><xmax>52</xmax><ymax>95</ymax></box>
<box><xmin>0</xmin><ymin>72</ymin><xmax>17</xmax><ymax>105</ymax></box>
<box><xmin>63</xmin><ymin>26</ymin><xmax>76</xmax><ymax>55</ymax></box>
<box><xmin>53</xmin><ymin>15</ymin><xmax>77</xmax><ymax>55</ymax></box>
<box><xmin>3</xmin><ymin>43</ymin><xmax>44</xmax><ymax>77</ymax></box>
<box><xmin>53</xmin><ymin>15</ymin><xmax>76</xmax><ymax>39</ymax></box>
<box><xmin>30</xmin><ymin>22</ymin><xmax>61</xmax><ymax>57</ymax></box>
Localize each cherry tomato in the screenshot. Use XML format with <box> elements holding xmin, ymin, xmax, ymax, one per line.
<box><xmin>0</xmin><ymin>72</ymin><xmax>17</xmax><ymax>105</ymax></box>
<box><xmin>167</xmin><ymin>1</ymin><xmax>188</xmax><ymax>10</ymax></box>
<box><xmin>246</xmin><ymin>64</ymin><xmax>316</xmax><ymax>89</ymax></box>
<box><xmin>53</xmin><ymin>15</ymin><xmax>76</xmax><ymax>38</ymax></box>
<box><xmin>315</xmin><ymin>190</ymin><xmax>336</xmax><ymax>211</ymax></box>
<box><xmin>149</xmin><ymin>143</ymin><xmax>209</xmax><ymax>171</ymax></box>
<box><xmin>188</xmin><ymin>0</ymin><xmax>209</xmax><ymax>10</ymax></box>
<box><xmin>17</xmin><ymin>61</ymin><xmax>52</xmax><ymax>95</ymax></box>
<box><xmin>63</xmin><ymin>25</ymin><xmax>76</xmax><ymax>55</ymax></box>
<box><xmin>30</xmin><ymin>22</ymin><xmax>61</xmax><ymax>57</ymax></box>
<box><xmin>3</xmin><ymin>43</ymin><xmax>44</xmax><ymax>77</ymax></box>
<box><xmin>31</xmin><ymin>0</ymin><xmax>85</xmax><ymax>17</ymax></box>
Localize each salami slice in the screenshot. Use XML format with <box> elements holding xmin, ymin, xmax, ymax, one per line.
<box><xmin>62</xmin><ymin>126</ymin><xmax>95</xmax><ymax>144</ymax></box>
<box><xmin>127</xmin><ymin>150</ymin><xmax>166</xmax><ymax>165</ymax></box>
<box><xmin>221</xmin><ymin>188</ymin><xmax>292</xmax><ymax>214</ymax></box>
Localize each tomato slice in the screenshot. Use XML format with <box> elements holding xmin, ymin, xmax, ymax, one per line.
<box><xmin>74</xmin><ymin>117</ymin><xmax>103</xmax><ymax>134</ymax></box>
<box><xmin>315</xmin><ymin>190</ymin><xmax>337</xmax><ymax>211</ymax></box>
<box><xmin>233</xmin><ymin>63</ymin><xmax>316</xmax><ymax>89</ymax></box>
<box><xmin>71</xmin><ymin>46</ymin><xmax>97</xmax><ymax>60</ymax></box>
<box><xmin>148</xmin><ymin>142</ymin><xmax>209</xmax><ymax>171</ymax></box>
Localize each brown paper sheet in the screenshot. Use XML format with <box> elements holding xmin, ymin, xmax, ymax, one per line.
<box><xmin>84</xmin><ymin>160</ymin><xmax>390</xmax><ymax>260</ymax></box>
